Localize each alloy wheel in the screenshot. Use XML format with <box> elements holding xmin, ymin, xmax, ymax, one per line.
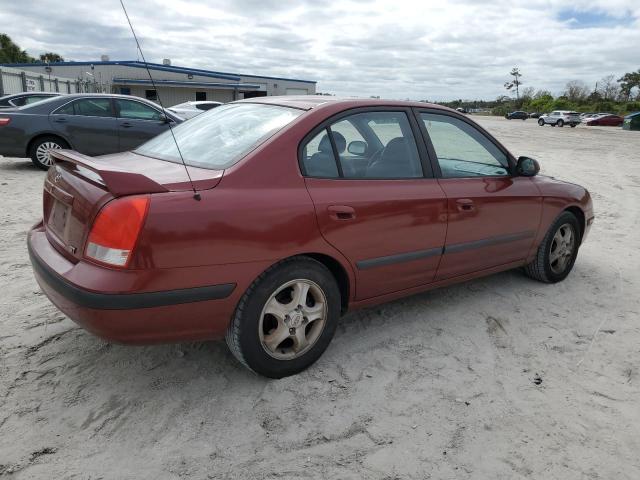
<box><xmin>549</xmin><ymin>223</ymin><xmax>575</xmax><ymax>274</ymax></box>
<box><xmin>35</xmin><ymin>141</ymin><xmax>62</xmax><ymax>166</ymax></box>
<box><xmin>259</xmin><ymin>279</ymin><xmax>327</xmax><ymax>360</ymax></box>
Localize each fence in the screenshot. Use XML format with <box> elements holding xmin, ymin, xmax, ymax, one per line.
<box><xmin>0</xmin><ymin>66</ymin><xmax>110</xmax><ymax>96</ymax></box>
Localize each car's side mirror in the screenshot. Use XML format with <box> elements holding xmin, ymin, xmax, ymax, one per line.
<box><xmin>158</xmin><ymin>113</ymin><xmax>170</xmax><ymax>124</ymax></box>
<box><xmin>347</xmin><ymin>140</ymin><xmax>367</xmax><ymax>155</ymax></box>
<box><xmin>516</xmin><ymin>156</ymin><xmax>540</xmax><ymax>177</ymax></box>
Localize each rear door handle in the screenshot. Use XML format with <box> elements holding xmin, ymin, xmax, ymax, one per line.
<box><xmin>53</xmin><ymin>117</ymin><xmax>67</xmax><ymax>123</ymax></box>
<box><xmin>456</xmin><ymin>198</ymin><xmax>475</xmax><ymax>212</ymax></box>
<box><xmin>328</xmin><ymin>205</ymin><xmax>356</xmax><ymax>221</ymax></box>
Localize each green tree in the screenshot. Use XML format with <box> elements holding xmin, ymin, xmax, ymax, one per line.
<box><xmin>39</xmin><ymin>52</ymin><xmax>64</xmax><ymax>63</ymax></box>
<box><xmin>0</xmin><ymin>33</ymin><xmax>35</xmax><ymax>63</ymax></box>
<box><xmin>618</xmin><ymin>69</ymin><xmax>640</xmax><ymax>100</ymax></box>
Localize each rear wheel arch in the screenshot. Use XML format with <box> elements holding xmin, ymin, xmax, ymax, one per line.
<box><xmin>302</xmin><ymin>253</ymin><xmax>351</xmax><ymax>313</ymax></box>
<box><xmin>26</xmin><ymin>133</ymin><xmax>72</xmax><ymax>157</ymax></box>
<box><xmin>243</xmin><ymin>253</ymin><xmax>352</xmax><ymax>314</ymax></box>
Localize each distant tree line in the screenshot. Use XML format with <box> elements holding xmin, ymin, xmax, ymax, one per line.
<box><xmin>0</xmin><ymin>33</ymin><xmax>64</xmax><ymax>64</ymax></box>
<box><xmin>436</xmin><ymin>67</ymin><xmax>640</xmax><ymax>116</ymax></box>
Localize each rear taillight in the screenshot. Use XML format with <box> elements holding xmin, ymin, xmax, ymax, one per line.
<box><xmin>85</xmin><ymin>196</ymin><xmax>149</xmax><ymax>267</ymax></box>
<box><xmin>0</xmin><ymin>118</ymin><xmax>10</xmax><ymax>126</ymax></box>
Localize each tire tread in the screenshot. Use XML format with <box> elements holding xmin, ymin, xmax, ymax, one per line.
<box><xmin>225</xmin><ymin>256</ymin><xmax>329</xmax><ymax>374</ymax></box>
<box><xmin>524</xmin><ymin>211</ymin><xmax>579</xmax><ymax>283</ymax></box>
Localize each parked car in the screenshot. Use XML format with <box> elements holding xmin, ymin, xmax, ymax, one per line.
<box><xmin>28</xmin><ymin>97</ymin><xmax>593</xmax><ymax>378</ymax></box>
<box><xmin>528</xmin><ymin>112</ymin><xmax>542</xmax><ymax>118</ymax></box>
<box><xmin>0</xmin><ymin>93</ymin><xmax>183</xmax><ymax>169</ymax></box>
<box><xmin>455</xmin><ymin>107</ymin><xmax>468</xmax><ymax>114</ymax></box>
<box><xmin>168</xmin><ymin>100</ymin><xmax>223</xmax><ymax>119</ymax></box>
<box><xmin>0</xmin><ymin>92</ymin><xmax>61</xmax><ymax>108</ymax></box>
<box><xmin>505</xmin><ymin>111</ymin><xmax>528</xmax><ymax>120</ymax></box>
<box><xmin>585</xmin><ymin>114</ymin><xmax>623</xmax><ymax>127</ymax></box>
<box><xmin>623</xmin><ymin>112</ymin><xmax>640</xmax><ymax>131</ymax></box>
<box><xmin>538</xmin><ymin>111</ymin><xmax>581</xmax><ymax>127</ymax></box>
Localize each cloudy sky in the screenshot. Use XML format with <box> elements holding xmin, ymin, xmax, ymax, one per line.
<box><xmin>2</xmin><ymin>0</ymin><xmax>639</xmax><ymax>100</ymax></box>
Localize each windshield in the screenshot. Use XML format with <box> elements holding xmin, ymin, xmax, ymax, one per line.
<box><xmin>135</xmin><ymin>103</ymin><xmax>303</xmax><ymax>169</ymax></box>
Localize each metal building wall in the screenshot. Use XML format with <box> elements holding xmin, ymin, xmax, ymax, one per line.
<box><xmin>7</xmin><ymin>63</ymin><xmax>316</xmax><ymax>100</ymax></box>
<box><xmin>125</xmin><ymin>86</ymin><xmax>234</xmax><ymax>106</ymax></box>
<box><xmin>0</xmin><ymin>66</ymin><xmax>80</xmax><ymax>96</ymax></box>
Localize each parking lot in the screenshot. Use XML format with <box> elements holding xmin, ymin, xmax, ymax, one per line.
<box><xmin>0</xmin><ymin>116</ymin><xmax>639</xmax><ymax>479</ymax></box>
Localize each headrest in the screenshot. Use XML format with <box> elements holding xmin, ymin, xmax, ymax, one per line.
<box><xmin>382</xmin><ymin>137</ymin><xmax>409</xmax><ymax>162</ymax></box>
<box><xmin>318</xmin><ymin>131</ymin><xmax>346</xmax><ymax>154</ymax></box>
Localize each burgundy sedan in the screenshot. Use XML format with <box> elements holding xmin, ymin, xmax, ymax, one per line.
<box><xmin>28</xmin><ymin>97</ymin><xmax>594</xmax><ymax>378</ymax></box>
<box><xmin>586</xmin><ymin>114</ymin><xmax>624</xmax><ymax>126</ymax></box>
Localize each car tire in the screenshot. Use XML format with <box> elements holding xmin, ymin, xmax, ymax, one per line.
<box><xmin>538</xmin><ymin>119</ymin><xmax>544</xmax><ymax>126</ymax></box>
<box><xmin>557</xmin><ymin>119</ymin><xmax>564</xmax><ymax>127</ymax></box>
<box><xmin>524</xmin><ymin>211</ymin><xmax>581</xmax><ymax>284</ymax></box>
<box><xmin>29</xmin><ymin>136</ymin><xmax>69</xmax><ymax>170</ymax></box>
<box><xmin>226</xmin><ymin>256</ymin><xmax>341</xmax><ymax>378</ymax></box>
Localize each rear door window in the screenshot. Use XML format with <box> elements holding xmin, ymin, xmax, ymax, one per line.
<box><xmin>54</xmin><ymin>101</ymin><xmax>75</xmax><ymax>115</ymax></box>
<box><xmin>301</xmin><ymin>129</ymin><xmax>340</xmax><ymax>178</ymax></box>
<box><xmin>71</xmin><ymin>98</ymin><xmax>114</xmax><ymax>117</ymax></box>
<box><xmin>302</xmin><ymin>111</ymin><xmax>423</xmax><ymax>179</ymax></box>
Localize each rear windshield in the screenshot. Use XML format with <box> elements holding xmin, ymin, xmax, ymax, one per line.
<box><xmin>134</xmin><ymin>103</ymin><xmax>303</xmax><ymax>169</ymax></box>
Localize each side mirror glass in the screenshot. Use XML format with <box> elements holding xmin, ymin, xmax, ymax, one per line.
<box><xmin>516</xmin><ymin>156</ymin><xmax>540</xmax><ymax>177</ymax></box>
<box><xmin>347</xmin><ymin>140</ymin><xmax>367</xmax><ymax>155</ymax></box>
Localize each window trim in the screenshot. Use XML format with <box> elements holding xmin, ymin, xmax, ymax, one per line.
<box><xmin>412</xmin><ymin>108</ymin><xmax>517</xmax><ymax>179</ymax></box>
<box><xmin>298</xmin><ymin>106</ymin><xmax>433</xmax><ymax>180</ymax></box>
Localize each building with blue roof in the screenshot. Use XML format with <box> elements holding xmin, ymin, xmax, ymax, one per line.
<box><xmin>1</xmin><ymin>58</ymin><xmax>316</xmax><ymax>105</ymax></box>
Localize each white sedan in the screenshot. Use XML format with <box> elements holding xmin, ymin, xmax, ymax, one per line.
<box><xmin>168</xmin><ymin>101</ymin><xmax>222</xmax><ymax>119</ymax></box>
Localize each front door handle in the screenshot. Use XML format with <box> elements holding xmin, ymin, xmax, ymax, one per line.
<box><xmin>328</xmin><ymin>205</ymin><xmax>356</xmax><ymax>221</ymax></box>
<box><xmin>120</xmin><ymin>122</ymin><xmax>133</xmax><ymax>128</ymax></box>
<box><xmin>456</xmin><ymin>198</ymin><xmax>475</xmax><ymax>212</ymax></box>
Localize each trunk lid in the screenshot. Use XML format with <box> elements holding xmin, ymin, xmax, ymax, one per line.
<box><xmin>43</xmin><ymin>150</ymin><xmax>223</xmax><ymax>263</ymax></box>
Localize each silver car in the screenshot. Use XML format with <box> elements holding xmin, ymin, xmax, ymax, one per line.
<box><xmin>538</xmin><ymin>111</ymin><xmax>581</xmax><ymax>128</ymax></box>
<box><xmin>168</xmin><ymin>101</ymin><xmax>222</xmax><ymax>119</ymax></box>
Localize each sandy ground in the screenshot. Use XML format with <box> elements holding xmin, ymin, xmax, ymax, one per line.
<box><xmin>0</xmin><ymin>117</ymin><xmax>639</xmax><ymax>479</ymax></box>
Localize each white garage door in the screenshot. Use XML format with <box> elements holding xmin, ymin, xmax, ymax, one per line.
<box><xmin>285</xmin><ymin>88</ymin><xmax>308</xmax><ymax>95</ymax></box>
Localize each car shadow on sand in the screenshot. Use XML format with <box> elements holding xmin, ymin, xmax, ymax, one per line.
<box><xmin>0</xmin><ymin>157</ymin><xmax>40</xmax><ymax>172</ymax></box>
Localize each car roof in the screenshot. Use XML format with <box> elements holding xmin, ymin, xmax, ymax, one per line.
<box><xmin>235</xmin><ymin>95</ymin><xmax>454</xmax><ymax>112</ymax></box>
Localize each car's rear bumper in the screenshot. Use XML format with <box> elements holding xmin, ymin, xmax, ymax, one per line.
<box><xmin>27</xmin><ymin>223</ymin><xmax>259</xmax><ymax>344</ymax></box>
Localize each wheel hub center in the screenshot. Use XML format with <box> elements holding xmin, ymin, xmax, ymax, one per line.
<box><xmin>286</xmin><ymin>310</ymin><xmax>304</xmax><ymax>328</ymax></box>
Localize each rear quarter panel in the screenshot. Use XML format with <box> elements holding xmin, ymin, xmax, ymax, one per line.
<box><xmin>131</xmin><ymin>107</ymin><xmax>357</xmax><ymax>299</ymax></box>
<box><xmin>0</xmin><ymin>113</ymin><xmax>42</xmax><ymax>157</ymax></box>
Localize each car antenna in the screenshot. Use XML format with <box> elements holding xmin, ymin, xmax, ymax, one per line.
<box><xmin>119</xmin><ymin>0</ymin><xmax>201</xmax><ymax>201</ymax></box>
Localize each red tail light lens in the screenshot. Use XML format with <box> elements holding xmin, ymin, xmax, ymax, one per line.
<box><xmin>85</xmin><ymin>196</ymin><xmax>149</xmax><ymax>267</ymax></box>
<box><xmin>0</xmin><ymin>118</ymin><xmax>11</xmax><ymax>126</ymax></box>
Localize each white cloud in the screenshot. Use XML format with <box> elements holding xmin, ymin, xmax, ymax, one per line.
<box><xmin>2</xmin><ymin>0</ymin><xmax>639</xmax><ymax>100</ymax></box>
